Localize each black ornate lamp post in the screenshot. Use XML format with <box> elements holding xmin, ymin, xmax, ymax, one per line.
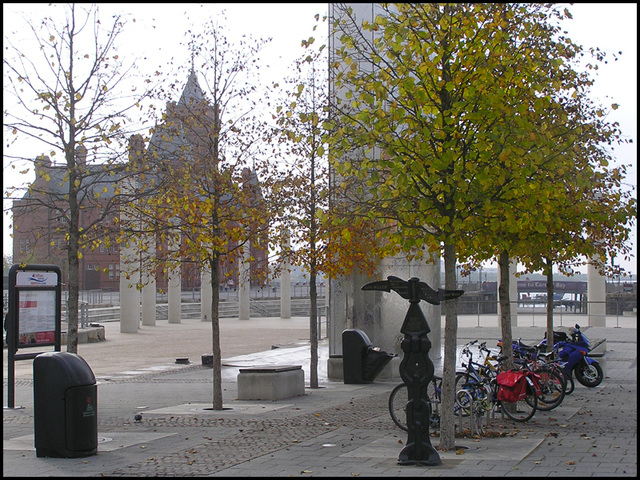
<box><xmin>362</xmin><ymin>276</ymin><xmax>463</xmax><ymax>466</ymax></box>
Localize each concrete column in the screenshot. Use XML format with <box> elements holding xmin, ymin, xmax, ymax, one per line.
<box><xmin>411</xmin><ymin>253</ymin><xmax>441</xmax><ymax>361</ymax></box>
<box><xmin>119</xmin><ymin>180</ymin><xmax>140</xmax><ymax>333</ymax></box>
<box><xmin>168</xmin><ymin>263</ymin><xmax>181</xmax><ymax>323</ymax></box>
<box><xmin>141</xmin><ymin>275</ymin><xmax>156</xmax><ymax>326</ymax></box>
<box><xmin>280</xmin><ymin>236</ymin><xmax>291</xmax><ymax>319</ymax></box>
<box><xmin>141</xmin><ymin>235</ymin><xmax>156</xmax><ymax>327</ymax></box>
<box><xmin>238</xmin><ymin>244</ymin><xmax>250</xmax><ymax>320</ymax></box>
<box><xmin>201</xmin><ymin>266</ymin><xmax>212</xmax><ymax>322</ymax></box>
<box><xmin>328</xmin><ymin>275</ymin><xmax>347</xmax><ymax>357</ymax></box>
<box><xmin>119</xmin><ymin>248</ymin><xmax>140</xmax><ymax>333</ymax></box>
<box><xmin>376</xmin><ymin>252</ymin><xmax>441</xmax><ymax>359</ymax></box>
<box><xmin>327</xmin><ymin>251</ymin><xmax>441</xmax><ymax>379</ymax></box>
<box><xmin>509</xmin><ymin>260</ymin><xmax>518</xmax><ymax>327</ymax></box>
<box><xmin>280</xmin><ymin>268</ymin><xmax>291</xmax><ymax>319</ymax></box>
<box><xmin>167</xmin><ymin>226</ymin><xmax>181</xmax><ymax>323</ymax></box>
<box><xmin>588</xmin><ymin>260</ymin><xmax>607</xmax><ymax>326</ymax></box>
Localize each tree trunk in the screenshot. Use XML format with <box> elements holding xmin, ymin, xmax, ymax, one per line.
<box><xmin>545</xmin><ymin>258</ymin><xmax>554</xmax><ymax>353</ymax></box>
<box><xmin>310</xmin><ymin>272</ymin><xmax>319</xmax><ymax>389</ymax></box>
<box><xmin>498</xmin><ymin>251</ymin><xmax>515</xmax><ymax>369</ymax></box>
<box><xmin>66</xmin><ymin>146</ymin><xmax>80</xmax><ymax>354</ymax></box>
<box><xmin>66</xmin><ymin>242</ymin><xmax>79</xmax><ymax>354</ymax></box>
<box><xmin>439</xmin><ymin>243</ymin><xmax>458</xmax><ymax>451</ymax></box>
<box><xmin>210</xmin><ymin>254</ymin><xmax>224</xmax><ymax>410</ymax></box>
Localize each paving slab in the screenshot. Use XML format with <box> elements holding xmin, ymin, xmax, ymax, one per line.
<box><xmin>3</xmin><ymin>314</ymin><xmax>636</xmax><ymax>477</ymax></box>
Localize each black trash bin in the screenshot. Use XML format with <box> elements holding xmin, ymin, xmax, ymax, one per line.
<box><xmin>33</xmin><ymin>352</ymin><xmax>97</xmax><ymax>458</ymax></box>
<box><xmin>342</xmin><ymin>329</ymin><xmax>396</xmax><ymax>384</ymax></box>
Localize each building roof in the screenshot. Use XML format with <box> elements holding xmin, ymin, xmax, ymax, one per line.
<box><xmin>147</xmin><ymin>69</ymin><xmax>210</xmax><ymax>162</ymax></box>
<box><xmin>178</xmin><ymin>68</ymin><xmax>206</xmax><ymax>108</ymax></box>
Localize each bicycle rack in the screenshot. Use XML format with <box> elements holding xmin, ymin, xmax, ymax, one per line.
<box><xmin>454</xmin><ymin>389</ymin><xmax>485</xmax><ymax>437</ymax></box>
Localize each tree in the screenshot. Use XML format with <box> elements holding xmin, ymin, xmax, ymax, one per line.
<box><xmin>3</xmin><ymin>253</ymin><xmax>13</xmax><ymax>277</ymax></box>
<box><xmin>327</xmin><ymin>3</ymin><xmax>635</xmax><ymax>450</ymax></box>
<box><xmin>270</xmin><ymin>41</ymin><xmax>330</xmax><ymax>389</ymax></box>
<box><xmin>460</xmin><ymin>71</ymin><xmax>636</xmax><ymax>354</ymax></box>
<box><xmin>270</xmin><ymin>24</ymin><xmax>393</xmax><ymax>388</ymax></box>
<box><xmin>3</xmin><ymin>4</ymin><xmax>154</xmax><ymax>353</ymax></box>
<box><xmin>130</xmin><ymin>19</ymin><xmax>273</xmax><ymax>411</ymax></box>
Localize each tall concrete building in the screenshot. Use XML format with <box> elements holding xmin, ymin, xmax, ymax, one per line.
<box><xmin>326</xmin><ymin>4</ymin><xmax>442</xmax><ymax>379</ymax></box>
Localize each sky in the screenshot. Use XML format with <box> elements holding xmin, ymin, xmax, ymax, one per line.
<box><xmin>3</xmin><ymin>3</ymin><xmax>637</xmax><ymax>276</ymax></box>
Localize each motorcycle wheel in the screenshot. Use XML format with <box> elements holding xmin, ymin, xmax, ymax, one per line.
<box><xmin>574</xmin><ymin>362</ymin><xmax>603</xmax><ymax>388</ymax></box>
<box><xmin>564</xmin><ymin>371</ymin><xmax>575</xmax><ymax>395</ymax></box>
<box><xmin>561</xmin><ymin>367</ymin><xmax>575</xmax><ymax>394</ymax></box>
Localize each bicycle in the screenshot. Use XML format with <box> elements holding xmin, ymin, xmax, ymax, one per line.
<box><xmin>388</xmin><ymin>376</ymin><xmax>442</xmax><ymax>432</ymax></box>
<box><xmin>456</xmin><ymin>340</ymin><xmax>538</xmax><ymax>422</ymax></box>
<box><xmin>509</xmin><ymin>339</ymin><xmax>567</xmax><ymax>410</ymax></box>
<box><xmin>500</xmin><ymin>338</ymin><xmax>574</xmax><ymax>395</ymax></box>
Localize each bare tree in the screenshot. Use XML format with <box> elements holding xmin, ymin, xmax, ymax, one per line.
<box><xmin>4</xmin><ymin>4</ymin><xmax>154</xmax><ymax>352</ymax></box>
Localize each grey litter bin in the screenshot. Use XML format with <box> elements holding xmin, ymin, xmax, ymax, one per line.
<box><xmin>33</xmin><ymin>352</ymin><xmax>97</xmax><ymax>458</ymax></box>
<box><xmin>342</xmin><ymin>329</ymin><xmax>396</xmax><ymax>384</ymax></box>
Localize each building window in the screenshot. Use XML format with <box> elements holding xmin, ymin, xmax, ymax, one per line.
<box><xmin>109</xmin><ymin>264</ymin><xmax>114</xmax><ymax>279</ymax></box>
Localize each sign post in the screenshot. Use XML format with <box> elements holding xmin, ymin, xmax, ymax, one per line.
<box><xmin>363</xmin><ymin>276</ymin><xmax>463</xmax><ymax>466</ymax></box>
<box><xmin>5</xmin><ymin>264</ymin><xmax>62</xmax><ymax>409</ymax></box>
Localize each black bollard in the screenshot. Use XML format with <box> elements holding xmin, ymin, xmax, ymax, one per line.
<box><xmin>362</xmin><ymin>276</ymin><xmax>463</xmax><ymax>466</ymax></box>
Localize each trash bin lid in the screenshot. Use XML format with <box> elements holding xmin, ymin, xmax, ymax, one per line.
<box><xmin>34</xmin><ymin>352</ymin><xmax>96</xmax><ymax>385</ymax></box>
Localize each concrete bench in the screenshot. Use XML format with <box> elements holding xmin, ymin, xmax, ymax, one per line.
<box><xmin>237</xmin><ymin>365</ymin><xmax>305</xmax><ymax>401</ymax></box>
<box><xmin>589</xmin><ymin>339</ymin><xmax>607</xmax><ymax>377</ymax></box>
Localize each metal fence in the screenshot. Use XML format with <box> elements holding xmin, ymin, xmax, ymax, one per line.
<box><xmin>458</xmin><ymin>299</ymin><xmax>636</xmax><ymax>328</ymax></box>
<box><xmin>57</xmin><ymin>283</ymin><xmax>329</xmax><ymax>306</ymax></box>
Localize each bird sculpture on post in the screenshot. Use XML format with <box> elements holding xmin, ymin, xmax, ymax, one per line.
<box><xmin>362</xmin><ymin>276</ymin><xmax>464</xmax><ymax>466</ymax></box>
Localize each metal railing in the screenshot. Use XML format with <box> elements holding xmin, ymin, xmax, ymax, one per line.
<box><xmin>461</xmin><ymin>299</ymin><xmax>636</xmax><ymax>328</ymax></box>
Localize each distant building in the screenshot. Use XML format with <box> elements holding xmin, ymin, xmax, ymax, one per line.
<box><xmin>12</xmin><ymin>69</ymin><xmax>268</xmax><ymax>292</ymax></box>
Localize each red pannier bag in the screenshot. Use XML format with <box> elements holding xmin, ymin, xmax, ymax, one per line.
<box><xmin>496</xmin><ymin>370</ymin><xmax>528</xmax><ymax>403</ymax></box>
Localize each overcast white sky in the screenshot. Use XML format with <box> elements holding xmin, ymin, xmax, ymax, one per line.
<box><xmin>3</xmin><ymin>3</ymin><xmax>637</xmax><ymax>275</ymax></box>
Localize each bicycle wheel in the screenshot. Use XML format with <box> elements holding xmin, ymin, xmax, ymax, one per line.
<box><xmin>454</xmin><ymin>373</ymin><xmax>474</xmax><ymax>416</ymax></box>
<box><xmin>500</xmin><ymin>382</ymin><xmax>537</xmax><ymax>422</ymax></box>
<box><xmin>455</xmin><ymin>373</ymin><xmax>488</xmax><ymax>417</ymax></box>
<box><xmin>534</xmin><ymin>366</ymin><xmax>566</xmax><ymax>411</ymax></box>
<box><xmin>427</xmin><ymin>376</ymin><xmax>442</xmax><ymax>429</ymax></box>
<box><xmin>388</xmin><ymin>384</ymin><xmax>408</xmax><ymax>432</ymax></box>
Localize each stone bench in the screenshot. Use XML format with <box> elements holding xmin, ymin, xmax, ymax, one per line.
<box><xmin>589</xmin><ymin>339</ymin><xmax>607</xmax><ymax>377</ymax></box>
<box><xmin>237</xmin><ymin>365</ymin><xmax>305</xmax><ymax>401</ymax></box>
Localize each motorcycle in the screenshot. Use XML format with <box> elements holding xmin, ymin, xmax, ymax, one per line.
<box><xmin>538</xmin><ymin>324</ymin><xmax>604</xmax><ymax>390</ymax></box>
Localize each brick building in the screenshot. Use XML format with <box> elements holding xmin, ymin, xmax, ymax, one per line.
<box><xmin>12</xmin><ymin>69</ymin><xmax>268</xmax><ymax>293</ymax></box>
